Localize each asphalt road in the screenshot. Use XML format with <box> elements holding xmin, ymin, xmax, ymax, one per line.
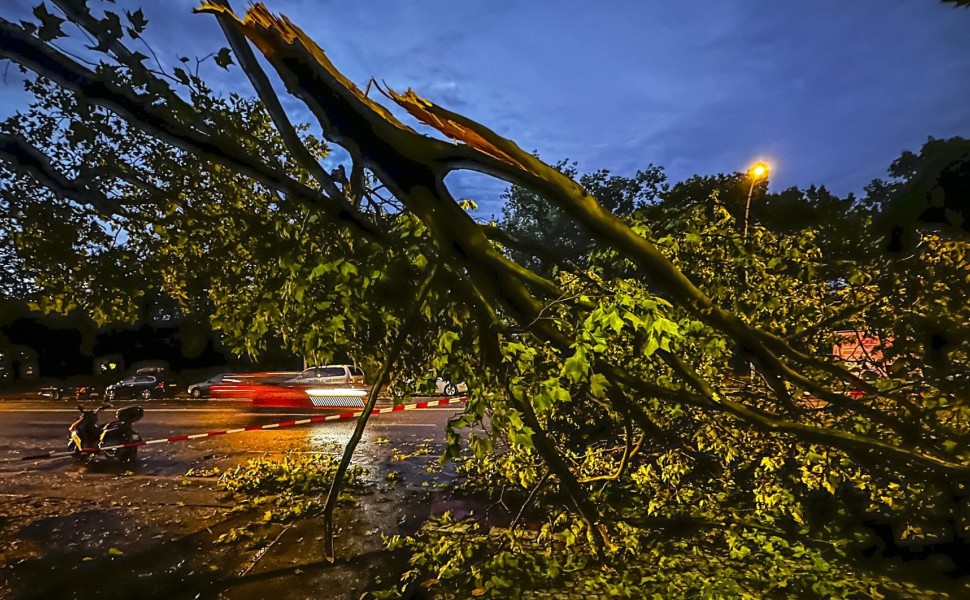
<box><xmin>0</xmin><ymin>396</ymin><xmax>463</xmax><ymax>476</ymax></box>
<box><xmin>0</xmin><ymin>395</ymin><xmax>471</xmax><ymax>600</ymax></box>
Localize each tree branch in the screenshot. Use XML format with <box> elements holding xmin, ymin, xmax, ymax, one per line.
<box><xmin>0</xmin><ymin>17</ymin><xmax>384</xmax><ymax>244</ymax></box>
<box><xmin>0</xmin><ymin>132</ymin><xmax>115</xmax><ymax>215</ymax></box>
<box><xmin>507</xmin><ymin>384</ymin><xmax>611</xmax><ymax>555</ymax></box>
<box><xmin>658</xmin><ymin>350</ymin><xmax>970</xmax><ymax>480</ymax></box>
<box><xmin>204</xmin><ymin>0</ymin><xmax>344</xmax><ymax>200</ymax></box>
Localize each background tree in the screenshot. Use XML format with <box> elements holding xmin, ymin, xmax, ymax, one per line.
<box><xmin>500</xmin><ymin>161</ymin><xmax>665</xmax><ymax>272</ymax></box>
<box><xmin>861</xmin><ymin>136</ymin><xmax>970</xmax><ymax>255</ymax></box>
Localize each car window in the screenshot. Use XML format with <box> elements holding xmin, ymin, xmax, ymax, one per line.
<box><xmin>350</xmin><ymin>367</ymin><xmax>364</xmax><ymax>377</ymax></box>
<box><xmin>320</xmin><ymin>367</ymin><xmax>345</xmax><ymax>378</ymax></box>
<box><xmin>300</xmin><ymin>369</ymin><xmax>317</xmax><ymax>379</ymax></box>
<box><xmin>136</xmin><ymin>376</ymin><xmax>155</xmax><ymax>384</ymax></box>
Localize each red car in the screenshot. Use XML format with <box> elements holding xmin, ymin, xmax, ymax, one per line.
<box><xmin>250</xmin><ymin>384</ymin><xmax>368</xmax><ymax>409</ymax></box>
<box><xmin>209</xmin><ymin>371</ymin><xmax>369</xmax><ymax>409</ymax></box>
<box><xmin>207</xmin><ymin>372</ymin><xmax>299</xmax><ymax>399</ymax></box>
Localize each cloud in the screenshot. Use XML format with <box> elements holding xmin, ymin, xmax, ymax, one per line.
<box><xmin>2</xmin><ymin>0</ymin><xmax>968</xmax><ymax>207</ymax></box>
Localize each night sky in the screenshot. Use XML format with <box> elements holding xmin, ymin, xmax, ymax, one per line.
<box><xmin>1</xmin><ymin>0</ymin><xmax>968</xmax><ymax>217</ymax></box>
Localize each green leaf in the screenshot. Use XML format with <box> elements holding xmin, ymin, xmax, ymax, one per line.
<box><xmin>339</xmin><ymin>261</ymin><xmax>358</xmax><ymax>277</ymax></box>
<box><xmin>606</xmin><ymin>310</ymin><xmax>625</xmax><ymax>333</ymax></box>
<box><xmin>97</xmin><ymin>11</ymin><xmax>123</xmax><ymax>50</ymax></box>
<box><xmin>125</xmin><ymin>8</ymin><xmax>148</xmax><ymax>36</ymax></box>
<box><xmin>438</xmin><ymin>330</ymin><xmax>459</xmax><ymax>353</ymax></box>
<box><xmin>173</xmin><ymin>67</ymin><xmax>190</xmax><ymax>86</ymax></box>
<box><xmin>33</xmin><ymin>3</ymin><xmax>65</xmax><ymax>42</ymax></box>
<box><xmin>309</xmin><ymin>262</ymin><xmax>332</xmax><ymax>279</ymax></box>
<box><xmin>589</xmin><ymin>373</ymin><xmax>608</xmax><ymax>397</ymax></box>
<box><xmin>214</xmin><ymin>47</ymin><xmax>234</xmax><ymax>69</ymax></box>
<box><xmin>508</xmin><ymin>426</ymin><xmax>535</xmax><ymax>449</ymax></box>
<box><xmin>562</xmin><ymin>346</ymin><xmax>588</xmax><ymax>383</ymax></box>
<box><xmin>532</xmin><ymin>389</ymin><xmax>553</xmax><ymax>414</ymax></box>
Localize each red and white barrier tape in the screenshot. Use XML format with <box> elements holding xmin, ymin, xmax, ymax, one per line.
<box><xmin>10</xmin><ymin>397</ymin><xmax>467</xmax><ymax>462</ymax></box>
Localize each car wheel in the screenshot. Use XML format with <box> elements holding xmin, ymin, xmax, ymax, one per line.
<box><xmin>52</xmin><ymin>389</ymin><xmax>62</xmax><ymax>401</ymax></box>
<box><xmin>140</xmin><ymin>388</ymin><xmax>153</xmax><ymax>400</ymax></box>
<box><xmin>444</xmin><ymin>383</ymin><xmax>457</xmax><ymax>396</ymax></box>
<box><xmin>105</xmin><ymin>390</ymin><xmax>115</xmax><ymax>401</ymax></box>
<box><xmin>190</xmin><ymin>387</ymin><xmax>202</xmax><ymax>399</ymax></box>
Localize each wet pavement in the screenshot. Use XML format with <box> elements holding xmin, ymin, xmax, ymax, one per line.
<box><xmin>0</xmin><ymin>396</ymin><xmax>469</xmax><ymax>599</ymax></box>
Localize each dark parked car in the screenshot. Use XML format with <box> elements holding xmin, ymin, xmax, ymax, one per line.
<box><xmin>38</xmin><ymin>383</ymin><xmax>102</xmax><ymax>401</ymax></box>
<box><xmin>186</xmin><ymin>373</ymin><xmax>233</xmax><ymax>398</ymax></box>
<box><xmin>104</xmin><ymin>371</ymin><xmax>176</xmax><ymax>400</ymax></box>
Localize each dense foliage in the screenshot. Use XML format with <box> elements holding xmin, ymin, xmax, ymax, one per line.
<box><xmin>401</xmin><ymin>180</ymin><xmax>967</xmax><ymax>597</ymax></box>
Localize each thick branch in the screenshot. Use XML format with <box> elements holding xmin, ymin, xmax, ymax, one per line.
<box><xmin>192</xmin><ymin>6</ymin><xmax>564</xmax><ymax>317</ymax></box>
<box><xmin>0</xmin><ymin>132</ymin><xmax>115</xmax><ymax>215</ymax></box>
<box><xmin>383</xmin><ymin>81</ymin><xmax>905</xmax><ymax>420</ymax></box>
<box><xmin>507</xmin><ymin>386</ymin><xmax>611</xmax><ymax>554</ymax></box>
<box><xmin>658</xmin><ymin>351</ymin><xmax>970</xmax><ymax>480</ymax></box>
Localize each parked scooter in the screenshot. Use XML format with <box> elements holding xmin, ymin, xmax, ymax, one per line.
<box><xmin>68</xmin><ymin>403</ymin><xmax>144</xmax><ymax>464</ymax></box>
<box><xmin>67</xmin><ymin>403</ymin><xmax>108</xmax><ymax>461</ymax></box>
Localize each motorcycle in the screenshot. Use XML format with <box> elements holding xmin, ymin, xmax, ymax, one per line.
<box><xmin>68</xmin><ymin>403</ymin><xmax>145</xmax><ymax>464</ymax></box>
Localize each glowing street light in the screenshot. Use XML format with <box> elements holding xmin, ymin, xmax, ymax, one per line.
<box><xmin>743</xmin><ymin>161</ymin><xmax>770</xmax><ymax>239</ymax></box>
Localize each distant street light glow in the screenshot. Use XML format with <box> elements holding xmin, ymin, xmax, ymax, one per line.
<box><xmin>749</xmin><ymin>161</ymin><xmax>769</xmax><ymax>179</ymax></box>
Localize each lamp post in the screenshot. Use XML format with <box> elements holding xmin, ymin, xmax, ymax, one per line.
<box><xmin>741</xmin><ymin>161</ymin><xmax>768</xmax><ymax>384</ymax></box>
<box><xmin>743</xmin><ymin>161</ymin><xmax>769</xmax><ymax>239</ymax></box>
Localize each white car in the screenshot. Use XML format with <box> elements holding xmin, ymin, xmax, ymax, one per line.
<box><xmin>289</xmin><ymin>365</ymin><xmax>365</xmax><ymax>386</ymax></box>
<box><xmin>389</xmin><ymin>374</ymin><xmax>467</xmax><ymax>397</ymax></box>
<box><xmin>435</xmin><ymin>377</ymin><xmax>467</xmax><ymax>396</ymax></box>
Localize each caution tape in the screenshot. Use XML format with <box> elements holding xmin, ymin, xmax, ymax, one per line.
<box><xmin>9</xmin><ymin>396</ymin><xmax>468</xmax><ymax>462</ymax></box>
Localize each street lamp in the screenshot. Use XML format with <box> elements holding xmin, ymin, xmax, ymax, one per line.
<box><xmin>741</xmin><ymin>161</ymin><xmax>769</xmax><ymax>385</ymax></box>
<box><xmin>743</xmin><ymin>161</ymin><xmax>770</xmax><ymax>239</ymax></box>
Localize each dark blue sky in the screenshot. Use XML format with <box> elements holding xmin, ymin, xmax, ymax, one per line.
<box><xmin>2</xmin><ymin>0</ymin><xmax>969</xmax><ymax>217</ymax></box>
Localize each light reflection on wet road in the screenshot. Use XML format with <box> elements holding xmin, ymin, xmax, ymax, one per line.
<box><xmin>0</xmin><ymin>398</ymin><xmax>462</xmax><ymax>476</ymax></box>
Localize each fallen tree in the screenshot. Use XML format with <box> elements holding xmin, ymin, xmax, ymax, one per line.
<box><xmin>2</xmin><ymin>1</ymin><xmax>969</xmax><ymax>595</ymax></box>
